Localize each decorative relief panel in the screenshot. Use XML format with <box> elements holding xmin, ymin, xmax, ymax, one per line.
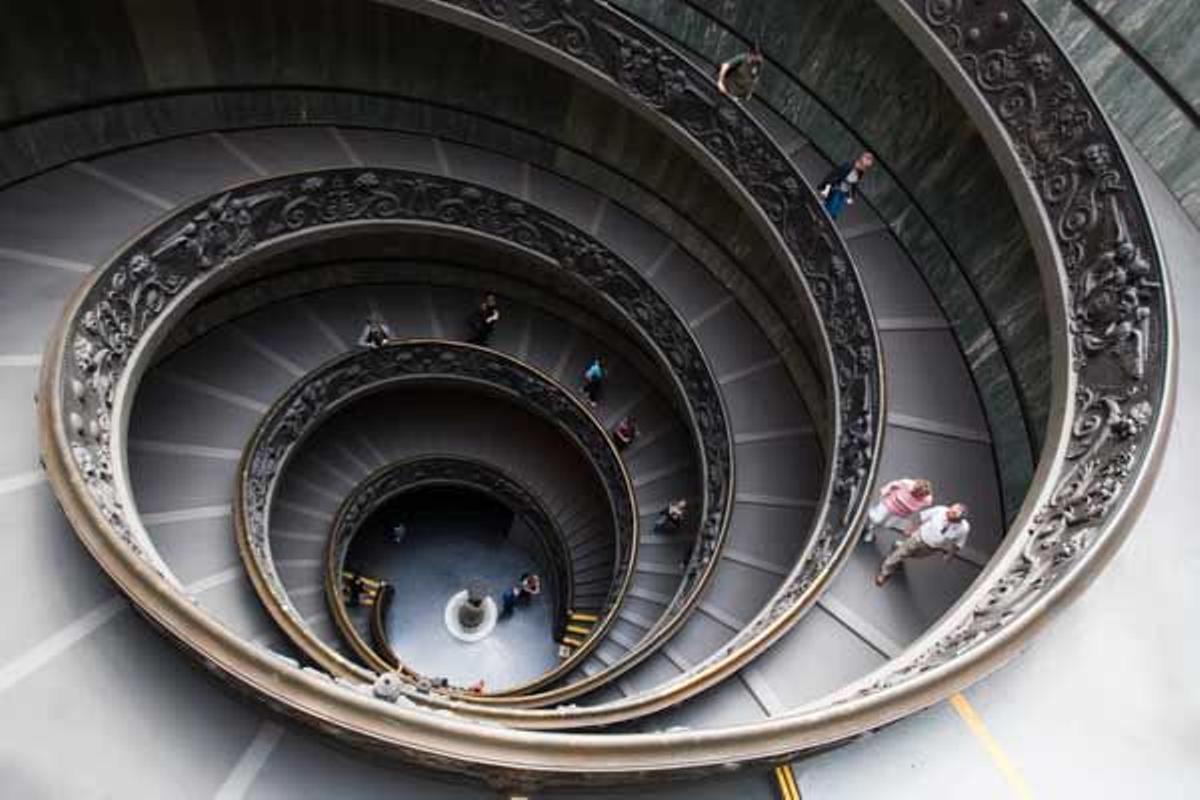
<box><xmin>59</xmin><ymin>170</ymin><xmax>731</xmax><ymax>621</ymax></box>
<box><xmin>240</xmin><ymin>344</ymin><xmax>633</xmax><ymax>674</ymax></box>
<box><xmin>850</xmin><ymin>0</ymin><xmax>1169</xmax><ymax>693</ymax></box>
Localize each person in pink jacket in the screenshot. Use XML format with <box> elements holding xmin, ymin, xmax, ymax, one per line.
<box><xmin>863</xmin><ymin>478</ymin><xmax>933</xmax><ymax>543</ymax></box>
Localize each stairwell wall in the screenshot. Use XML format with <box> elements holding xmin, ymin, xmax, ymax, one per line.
<box><xmin>1026</xmin><ymin>0</ymin><xmax>1200</xmax><ymax>231</ymax></box>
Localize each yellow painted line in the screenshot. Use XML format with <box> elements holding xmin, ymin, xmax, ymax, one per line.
<box><xmin>784</xmin><ymin>764</ymin><xmax>800</xmax><ymax>800</ymax></box>
<box><xmin>565</xmin><ymin>624</ymin><xmax>591</xmax><ymax>635</ymax></box>
<box><xmin>773</xmin><ymin>764</ymin><xmax>799</xmax><ymax>800</ymax></box>
<box><xmin>569</xmin><ymin>612</ymin><xmax>600</xmax><ymax>622</ymax></box>
<box><xmin>951</xmin><ymin>694</ymin><xmax>1033</xmax><ymax>800</ymax></box>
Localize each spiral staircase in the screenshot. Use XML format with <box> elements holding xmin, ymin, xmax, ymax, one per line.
<box><xmin>1</xmin><ymin>1</ymin><xmax>1195</xmax><ymax>797</ymax></box>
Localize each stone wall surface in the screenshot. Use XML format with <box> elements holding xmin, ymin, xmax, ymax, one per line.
<box><xmin>1027</xmin><ymin>0</ymin><xmax>1200</xmax><ymax>226</ymax></box>
<box><xmin>1076</xmin><ymin>0</ymin><xmax>1200</xmax><ymax>110</ymax></box>
<box><xmin>614</xmin><ymin>0</ymin><xmax>1044</xmax><ymax>519</ymax></box>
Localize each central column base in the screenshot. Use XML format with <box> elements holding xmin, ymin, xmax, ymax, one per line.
<box><xmin>443</xmin><ymin>589</ymin><xmax>499</xmax><ymax>642</ymax></box>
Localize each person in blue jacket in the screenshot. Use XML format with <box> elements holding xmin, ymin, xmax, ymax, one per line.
<box><xmin>581</xmin><ymin>356</ymin><xmax>605</xmax><ymax>406</ymax></box>
<box><xmin>817</xmin><ymin>151</ymin><xmax>875</xmax><ymax>219</ymax></box>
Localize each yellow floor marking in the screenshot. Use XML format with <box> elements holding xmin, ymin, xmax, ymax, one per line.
<box><xmin>784</xmin><ymin>763</ymin><xmax>801</xmax><ymax>799</ymax></box>
<box><xmin>773</xmin><ymin>764</ymin><xmax>799</xmax><ymax>799</ymax></box>
<box><xmin>951</xmin><ymin>693</ymin><xmax>1033</xmax><ymax>800</ymax></box>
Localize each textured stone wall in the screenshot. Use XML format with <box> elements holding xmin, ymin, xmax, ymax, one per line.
<box><xmin>614</xmin><ymin>0</ymin><xmax>1044</xmax><ymax>518</ymax></box>
<box><xmin>1027</xmin><ymin>0</ymin><xmax>1200</xmax><ymax>228</ymax></box>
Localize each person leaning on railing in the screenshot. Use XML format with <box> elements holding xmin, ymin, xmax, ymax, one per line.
<box><xmin>717</xmin><ymin>43</ymin><xmax>764</xmax><ymax>102</ymax></box>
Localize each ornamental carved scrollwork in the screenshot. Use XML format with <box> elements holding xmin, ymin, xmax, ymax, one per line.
<box><xmin>60</xmin><ymin>169</ymin><xmax>728</xmax><ymax>626</ymax></box>
<box><xmin>856</xmin><ymin>0</ymin><xmax>1168</xmax><ymax>693</ymax></box>
<box><xmin>240</xmin><ymin>342</ymin><xmax>636</xmax><ymax>659</ymax></box>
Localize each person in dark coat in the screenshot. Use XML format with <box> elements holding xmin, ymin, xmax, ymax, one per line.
<box><xmin>358</xmin><ymin>315</ymin><xmax>392</xmax><ymax>349</ymax></box>
<box><xmin>467</xmin><ymin>293</ymin><xmax>501</xmax><ymax>345</ymax></box>
<box><xmin>654</xmin><ymin>498</ymin><xmax>688</xmax><ymax>534</ymax></box>
<box><xmin>817</xmin><ymin>151</ymin><xmax>875</xmax><ymax>219</ymax></box>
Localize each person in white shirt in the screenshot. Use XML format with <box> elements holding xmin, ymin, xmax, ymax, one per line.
<box><xmin>874</xmin><ymin>503</ymin><xmax>969</xmax><ymax>586</ymax></box>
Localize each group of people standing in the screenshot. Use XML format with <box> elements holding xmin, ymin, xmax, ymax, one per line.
<box><xmin>358</xmin><ymin>293</ymin><xmax>502</xmax><ymax>351</ymax></box>
<box><xmin>865</xmin><ymin>477</ymin><xmax>970</xmax><ymax>586</ymax></box>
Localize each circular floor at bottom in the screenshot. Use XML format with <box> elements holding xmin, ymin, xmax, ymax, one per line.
<box><xmin>347</xmin><ymin>490</ymin><xmax>560</xmax><ymax>690</ymax></box>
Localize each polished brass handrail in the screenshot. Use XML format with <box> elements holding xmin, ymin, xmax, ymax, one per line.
<box><xmin>369</xmin><ymin>582</ymin><xmax>402</xmax><ymax>668</ymax></box>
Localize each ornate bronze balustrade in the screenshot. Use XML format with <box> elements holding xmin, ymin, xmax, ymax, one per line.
<box><xmin>370</xmin><ymin>582</ymin><xmax>401</xmax><ymax>668</ymax></box>
<box><xmin>392</xmin><ymin>0</ymin><xmax>886</xmax><ymax>647</ymax></box>
<box><xmin>355</xmin><ymin>0</ymin><xmax>1168</xmax><ymax>736</ymax></box>
<box><xmin>50</xmin><ymin>164</ymin><xmax>744</xmax><ymax>700</ymax></box>
<box><xmin>33</xmin><ymin>0</ymin><xmax>1168</xmax><ymax>784</ymax></box>
<box><xmin>327</xmin><ymin>455</ymin><xmax>581</xmax><ymax>675</ymax></box>
<box><xmin>831</xmin><ymin>0</ymin><xmax>1171</xmax><ymax>697</ymax></box>
<box><xmin>236</xmin><ymin>340</ymin><xmax>636</xmax><ymax>684</ymax></box>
